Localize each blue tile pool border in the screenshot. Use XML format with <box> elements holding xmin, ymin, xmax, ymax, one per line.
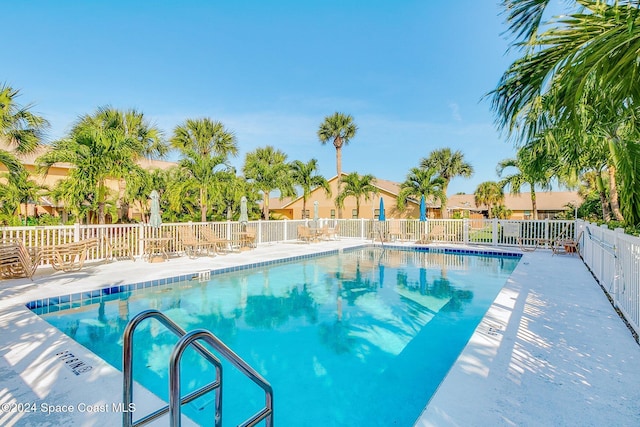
<box><xmin>26</xmin><ymin>244</ymin><xmax>521</xmax><ymax>314</ymax></box>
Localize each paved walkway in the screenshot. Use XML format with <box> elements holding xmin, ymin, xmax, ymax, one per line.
<box><xmin>416</xmin><ymin>250</ymin><xmax>640</xmax><ymax>427</ymax></box>
<box><xmin>0</xmin><ymin>240</ymin><xmax>639</xmax><ymax>426</ymax></box>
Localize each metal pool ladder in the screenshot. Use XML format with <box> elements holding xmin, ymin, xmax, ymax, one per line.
<box><xmin>122</xmin><ymin>309</ymin><xmax>273</xmax><ymax>427</ymax></box>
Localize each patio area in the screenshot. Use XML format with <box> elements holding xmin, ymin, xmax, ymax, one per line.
<box><xmin>0</xmin><ymin>239</ymin><xmax>639</xmax><ymax>426</ymax></box>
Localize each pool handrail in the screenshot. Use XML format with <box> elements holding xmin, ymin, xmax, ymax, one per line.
<box><xmin>169</xmin><ymin>329</ymin><xmax>274</xmax><ymax>427</ymax></box>
<box><xmin>122</xmin><ymin>309</ymin><xmax>224</xmax><ymax>427</ymax></box>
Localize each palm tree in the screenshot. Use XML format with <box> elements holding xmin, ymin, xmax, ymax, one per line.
<box><xmin>0</xmin><ymin>84</ymin><xmax>49</xmax><ymax>174</ymax></box>
<box><xmin>317</xmin><ymin>112</ymin><xmax>358</xmax><ymax>218</ymax></box>
<box><xmin>474</xmin><ymin>181</ymin><xmax>504</xmax><ymax>219</ymax></box>
<box><xmin>497</xmin><ymin>149</ymin><xmax>552</xmax><ymax>220</ymax></box>
<box><xmin>492</xmin><ymin>1</ymin><xmax>640</xmax><ymax>224</ymax></box>
<box><xmin>216</xmin><ymin>172</ymin><xmax>259</xmax><ymax>221</ymax></box>
<box><xmin>10</xmin><ymin>169</ymin><xmax>48</xmax><ymax>225</ymax></box>
<box><xmin>171</xmin><ymin>118</ymin><xmax>238</xmax><ymax>222</ymax></box>
<box><xmin>396</xmin><ymin>167</ymin><xmax>445</xmax><ymax>211</ymax></box>
<box><xmin>290</xmin><ymin>159</ymin><xmax>331</xmax><ymax>219</ymax></box>
<box><xmin>243</xmin><ymin>146</ymin><xmax>295</xmax><ymax>220</ymax></box>
<box><xmin>163</xmin><ymin>167</ymin><xmax>201</xmax><ymax>222</ymax></box>
<box><xmin>38</xmin><ymin>107</ymin><xmax>163</xmax><ymax>224</ymax></box>
<box><xmin>335</xmin><ymin>172</ymin><xmax>378</xmax><ymax>218</ymax></box>
<box><xmin>420</xmin><ymin>148</ymin><xmax>473</xmax><ymax>218</ymax></box>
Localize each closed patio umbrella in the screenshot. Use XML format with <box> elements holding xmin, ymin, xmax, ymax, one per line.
<box><xmin>313</xmin><ymin>200</ymin><xmax>319</xmax><ymax>228</ymax></box>
<box><xmin>149</xmin><ymin>190</ymin><xmax>162</xmax><ymax>231</ymax></box>
<box><xmin>379</xmin><ymin>197</ymin><xmax>385</xmax><ymax>221</ymax></box>
<box><xmin>420</xmin><ymin>195</ymin><xmax>427</xmax><ymax>222</ymax></box>
<box><xmin>239</xmin><ymin>196</ymin><xmax>249</xmax><ymax>230</ymax></box>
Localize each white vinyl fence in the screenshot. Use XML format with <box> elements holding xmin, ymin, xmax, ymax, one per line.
<box><xmin>576</xmin><ymin>220</ymin><xmax>640</xmax><ymax>338</ymax></box>
<box><xmin>3</xmin><ymin>218</ymin><xmax>638</xmax><ymax>338</ymax></box>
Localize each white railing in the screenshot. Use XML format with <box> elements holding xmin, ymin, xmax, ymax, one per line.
<box><xmin>576</xmin><ymin>220</ymin><xmax>640</xmax><ymax>338</ymax></box>
<box><xmin>2</xmin><ymin>218</ymin><xmax>575</xmax><ymax>261</ymax></box>
<box><xmin>3</xmin><ymin>217</ymin><xmax>638</xmax><ymax>337</ymax></box>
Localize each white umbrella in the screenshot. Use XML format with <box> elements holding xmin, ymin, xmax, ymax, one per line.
<box><xmin>149</xmin><ymin>190</ymin><xmax>162</xmax><ymax>230</ymax></box>
<box><xmin>239</xmin><ymin>196</ymin><xmax>249</xmax><ymax>230</ymax></box>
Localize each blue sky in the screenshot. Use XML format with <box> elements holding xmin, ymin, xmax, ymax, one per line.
<box><xmin>5</xmin><ymin>1</ymin><xmax>523</xmax><ymax>195</ymax></box>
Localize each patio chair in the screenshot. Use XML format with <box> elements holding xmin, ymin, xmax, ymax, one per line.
<box><xmin>103</xmin><ymin>234</ymin><xmax>136</xmax><ymax>262</ymax></box>
<box><xmin>297</xmin><ymin>225</ymin><xmax>314</xmax><ymax>243</ymax></box>
<box><xmin>327</xmin><ymin>223</ymin><xmax>340</xmax><ymax>240</ymax></box>
<box><xmin>552</xmin><ymin>231</ymin><xmax>583</xmax><ymax>256</ymax></box>
<box><xmin>243</xmin><ymin>228</ymin><xmax>257</xmax><ymax>248</ymax></box>
<box><xmin>502</xmin><ymin>222</ymin><xmax>536</xmax><ymax>252</ymax></box>
<box><xmin>0</xmin><ymin>241</ymin><xmax>41</xmax><ymax>280</ymax></box>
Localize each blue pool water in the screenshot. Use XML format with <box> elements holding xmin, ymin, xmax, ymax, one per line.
<box><xmin>35</xmin><ymin>248</ymin><xmax>520</xmax><ymax>426</ymax></box>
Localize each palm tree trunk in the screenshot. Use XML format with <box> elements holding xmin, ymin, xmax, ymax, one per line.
<box><xmin>530</xmin><ymin>184</ymin><xmax>537</xmax><ymax>220</ymax></box>
<box><xmin>596</xmin><ymin>173</ymin><xmax>611</xmax><ymax>221</ymax></box>
<box><xmin>302</xmin><ymin>198</ymin><xmax>307</xmax><ymax>219</ymax></box>
<box><xmin>200</xmin><ymin>187</ymin><xmax>207</xmax><ymax>222</ymax></box>
<box><xmin>120</xmin><ymin>202</ymin><xmax>130</xmax><ymax>223</ymax></box>
<box><xmin>98</xmin><ymin>202</ymin><xmax>106</xmax><ymax>224</ymax></box>
<box><xmin>335</xmin><ymin>139</ymin><xmax>343</xmax><ymax>219</ymax></box>
<box><xmin>441</xmin><ymin>184</ymin><xmax>449</xmax><ymax>219</ymax></box>
<box><xmin>608</xmin><ymin>166</ymin><xmax>624</xmax><ymax>222</ymax></box>
<box><xmin>263</xmin><ymin>192</ymin><xmax>270</xmax><ymax>220</ymax></box>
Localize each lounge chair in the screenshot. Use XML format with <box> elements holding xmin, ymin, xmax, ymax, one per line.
<box><xmin>201</xmin><ymin>226</ymin><xmax>233</xmax><ymax>254</ymax></box>
<box><xmin>179</xmin><ymin>227</ymin><xmax>217</xmax><ymax>258</ymax></box>
<box><xmin>0</xmin><ymin>241</ymin><xmax>41</xmax><ymax>280</ymax></box>
<box><xmin>416</xmin><ymin>224</ymin><xmax>448</xmax><ymax>244</ymax></box>
<box><xmin>388</xmin><ymin>221</ymin><xmax>409</xmax><ymax>242</ymax></box>
<box><xmin>39</xmin><ymin>238</ymin><xmax>99</xmax><ymax>272</ymax></box>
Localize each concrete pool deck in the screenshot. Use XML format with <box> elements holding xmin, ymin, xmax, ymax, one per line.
<box><xmin>0</xmin><ymin>239</ymin><xmax>639</xmax><ymax>426</ymax></box>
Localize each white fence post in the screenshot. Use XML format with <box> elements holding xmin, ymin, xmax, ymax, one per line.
<box><xmin>463</xmin><ymin>218</ymin><xmax>469</xmax><ymax>245</ymax></box>
<box><xmin>492</xmin><ymin>218</ymin><xmax>498</xmax><ymax>246</ymax></box>
<box><xmin>283</xmin><ymin>219</ymin><xmax>288</xmax><ymax>242</ymax></box>
<box><xmin>613</xmin><ymin>227</ymin><xmax>624</xmax><ymax>308</ymax></box>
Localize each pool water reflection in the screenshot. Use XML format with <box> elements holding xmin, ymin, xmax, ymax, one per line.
<box><xmin>36</xmin><ymin>248</ymin><xmax>519</xmax><ymax>426</ymax></box>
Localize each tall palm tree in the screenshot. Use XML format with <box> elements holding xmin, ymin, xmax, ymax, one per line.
<box><xmin>335</xmin><ymin>172</ymin><xmax>378</xmax><ymax>219</ymax></box>
<box><xmin>420</xmin><ymin>148</ymin><xmax>473</xmax><ymax>218</ymax></box>
<box><xmin>290</xmin><ymin>159</ymin><xmax>331</xmax><ymax>219</ymax></box>
<box><xmin>396</xmin><ymin>167</ymin><xmax>445</xmax><ymax>211</ymax></box>
<box><xmin>171</xmin><ymin>118</ymin><xmax>238</xmax><ymax>222</ymax></box>
<box><xmin>474</xmin><ymin>181</ymin><xmax>504</xmax><ymax>219</ymax></box>
<box><xmin>317</xmin><ymin>112</ymin><xmax>358</xmax><ymax>218</ymax></box>
<box><xmin>38</xmin><ymin>107</ymin><xmax>159</xmax><ymax>224</ymax></box>
<box><xmin>243</xmin><ymin>146</ymin><xmax>295</xmax><ymax>220</ymax></box>
<box><xmin>0</xmin><ymin>84</ymin><xmax>49</xmax><ymax>174</ymax></box>
<box><xmin>497</xmin><ymin>148</ymin><xmax>552</xmax><ymax>220</ymax></box>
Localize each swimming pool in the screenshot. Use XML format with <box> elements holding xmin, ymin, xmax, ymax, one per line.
<box><xmin>33</xmin><ymin>247</ymin><xmax>520</xmax><ymax>426</ymax></box>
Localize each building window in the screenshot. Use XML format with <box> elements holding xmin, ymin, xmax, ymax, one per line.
<box><xmin>330</xmin><ymin>209</ymin><xmax>335</xmax><ymax>219</ymax></box>
<box><xmin>374</xmin><ymin>209</ymin><xmax>380</xmax><ymax>220</ymax></box>
<box><xmin>352</xmin><ymin>209</ymin><xmax>358</xmax><ymax>219</ymax></box>
<box><xmin>304</xmin><ymin>210</ymin><xmax>310</xmax><ymax>219</ymax></box>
